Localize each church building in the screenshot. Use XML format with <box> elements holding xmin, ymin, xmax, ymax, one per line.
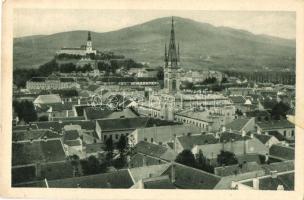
<box><xmin>56</xmin><ymin>31</ymin><xmax>97</xmax><ymax>56</ymax></box>
<box><xmin>137</xmin><ymin>17</ymin><xmax>236</xmax><ymax>132</ymax></box>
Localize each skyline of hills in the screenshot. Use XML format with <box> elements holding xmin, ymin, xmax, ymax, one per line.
<box><xmin>13</xmin><ymin>16</ymin><xmax>295</xmax><ymax>71</ymax></box>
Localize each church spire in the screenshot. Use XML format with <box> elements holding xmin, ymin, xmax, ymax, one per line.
<box><xmin>167</xmin><ymin>17</ymin><xmax>178</xmax><ymax>68</ymax></box>
<box><xmin>88</xmin><ymin>31</ymin><xmax>91</xmax><ymax>41</ymax></box>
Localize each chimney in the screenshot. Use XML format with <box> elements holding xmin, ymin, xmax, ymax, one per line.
<box><xmin>78</xmin><ymin>98</ymin><xmax>81</xmax><ymax>105</ymax></box>
<box><xmin>241</xmin><ymin>130</ymin><xmax>246</xmax><ymax>137</ymax></box>
<box><xmin>277</xmin><ymin>185</ymin><xmax>284</xmax><ymax>190</ymax></box>
<box><xmin>143</xmin><ymin>155</ymin><xmax>147</xmax><ymax>167</ymax></box>
<box><xmin>250</xmin><ymin>133</ymin><xmax>254</xmax><ymax>139</ymax></box>
<box><xmin>252</xmin><ymin>178</ymin><xmax>259</xmax><ymax>190</ymax></box>
<box><xmin>62</xmin><ymin>100</ymin><xmax>64</xmax><ymax>105</ymax></box>
<box><xmin>170</xmin><ymin>163</ymin><xmax>175</xmax><ymax>183</ymax></box>
<box><xmin>66</xmin><ymin>110</ymin><xmax>69</xmax><ymax>117</ymax></box>
<box><xmin>265</xmin><ymin>131</ymin><xmax>269</xmax><ymax>135</ymax></box>
<box><xmin>257</xmin><ymin>129</ymin><xmax>261</xmax><ymax>134</ymax></box>
<box><xmin>221</xmin><ymin>126</ymin><xmax>226</xmax><ymax>132</ymax></box>
<box><xmin>265</xmin><ymin>153</ymin><xmax>269</xmax><ymax>163</ymax></box>
<box><xmin>270</xmin><ymin>170</ymin><xmax>278</xmax><ymax>179</ymax></box>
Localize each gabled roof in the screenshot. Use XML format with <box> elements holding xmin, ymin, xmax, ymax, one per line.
<box><xmin>34</xmin><ymin>94</ymin><xmax>62</xmax><ymax>105</ymax></box>
<box><xmin>269</xmin><ymin>144</ymin><xmax>294</xmax><ymax>160</ymax></box>
<box><xmin>32</xmin><ymin>120</ymin><xmax>95</xmax><ymax>132</ymax></box>
<box><xmin>253</xmin><ymin>134</ymin><xmax>273</xmax><ymax>144</ymax></box>
<box><xmin>177</xmin><ymin>134</ymin><xmax>217</xmax><ymax>150</ymax></box>
<box><xmin>46</xmin><ymin>169</ymin><xmax>134</xmax><ymax>188</ymax></box>
<box><xmin>225</xmin><ymin>118</ymin><xmax>252</xmax><ymax>132</ymax></box>
<box><xmin>268</xmin><ymin>131</ymin><xmax>286</xmax><ymax>141</ymax></box>
<box><xmin>162</xmin><ymin>163</ymin><xmax>222</xmax><ymax>189</ymax></box>
<box><xmin>84</xmin><ymin>107</ymin><xmax>113</xmax><ymax>120</ymax></box>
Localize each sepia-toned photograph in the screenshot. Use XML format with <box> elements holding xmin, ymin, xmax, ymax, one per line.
<box><xmin>1</xmin><ymin>0</ymin><xmax>304</xmax><ymax>199</ymax></box>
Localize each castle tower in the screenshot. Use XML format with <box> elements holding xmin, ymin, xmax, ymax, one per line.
<box><xmin>164</xmin><ymin>17</ymin><xmax>181</xmax><ymax>94</ymax></box>
<box><xmin>86</xmin><ymin>31</ymin><xmax>93</xmax><ymax>53</ymax></box>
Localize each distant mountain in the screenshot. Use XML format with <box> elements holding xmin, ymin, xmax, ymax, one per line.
<box><xmin>13</xmin><ymin>16</ymin><xmax>295</xmax><ymax>71</ymax></box>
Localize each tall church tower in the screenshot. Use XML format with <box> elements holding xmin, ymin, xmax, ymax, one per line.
<box><xmin>86</xmin><ymin>31</ymin><xmax>93</xmax><ymax>52</ymax></box>
<box><xmin>164</xmin><ymin>17</ymin><xmax>181</xmax><ymax>94</ymax></box>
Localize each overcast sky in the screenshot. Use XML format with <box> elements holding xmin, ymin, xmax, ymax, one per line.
<box><xmin>14</xmin><ymin>9</ymin><xmax>296</xmax><ymax>39</ymax></box>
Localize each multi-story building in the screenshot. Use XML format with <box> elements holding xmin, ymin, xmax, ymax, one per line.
<box><xmin>26</xmin><ymin>77</ymin><xmax>80</xmax><ymax>91</ymax></box>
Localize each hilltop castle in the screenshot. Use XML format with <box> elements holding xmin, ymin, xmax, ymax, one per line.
<box><xmin>56</xmin><ymin>31</ymin><xmax>97</xmax><ymax>56</ymax></box>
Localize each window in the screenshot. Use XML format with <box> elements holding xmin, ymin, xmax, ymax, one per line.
<box><xmin>144</xmin><ymin>138</ymin><xmax>147</xmax><ymax>142</ymax></box>
<box><xmin>291</xmin><ymin>130</ymin><xmax>295</xmax><ymax>137</ymax></box>
<box><xmin>104</xmin><ymin>135</ymin><xmax>107</xmax><ymax>140</ymax></box>
<box><xmin>283</xmin><ymin>130</ymin><xmax>287</xmax><ymax>137</ymax></box>
<box><xmin>151</xmin><ymin>138</ymin><xmax>154</xmax><ymax>143</ymax></box>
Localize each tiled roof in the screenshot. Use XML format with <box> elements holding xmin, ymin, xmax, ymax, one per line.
<box><xmin>129</xmin><ymin>163</ymin><xmax>170</xmax><ymax>182</ymax></box>
<box><xmin>129</xmin><ymin>153</ymin><xmax>166</xmax><ymax>168</ymax></box>
<box><xmin>256</xmin><ymin>119</ymin><xmax>294</xmax><ymax>130</ymax></box>
<box><xmin>242</xmin><ymin>172</ymin><xmax>294</xmax><ymax>190</ymax></box>
<box><xmin>64</xmin><ymin>140</ymin><xmax>81</xmax><ymax>146</ymax></box>
<box><xmin>245</xmin><ymin>110</ymin><xmax>270</xmax><ymax>118</ymax></box>
<box><xmin>253</xmin><ymin>134</ymin><xmax>272</xmax><ymax>144</ymax></box>
<box><xmin>12</xmin><ymin>139</ymin><xmax>66</xmax><ymax>166</ymax></box>
<box><xmin>12</xmin><ymin>124</ymin><xmax>38</xmax><ymax>131</ymax></box>
<box><xmin>269</xmin><ymin>144</ymin><xmax>294</xmax><ymax>160</ymax></box>
<box><xmin>46</xmin><ymin>169</ymin><xmax>134</xmax><ymax>188</ymax></box>
<box><xmin>177</xmin><ymin>134</ymin><xmax>218</xmax><ymax>150</ymax></box>
<box><xmin>268</xmin><ymin>131</ymin><xmax>286</xmax><ymax>141</ymax></box>
<box><xmin>214</xmin><ymin>162</ymin><xmax>262</xmax><ymax>177</ymax></box>
<box><xmin>134</xmin><ymin>141</ymin><xmax>175</xmax><ymax>161</ymax></box>
<box><xmin>225</xmin><ymin>118</ymin><xmax>252</xmax><ymax>132</ymax></box>
<box><xmin>143</xmin><ymin>175</ymin><xmax>176</xmax><ymax>189</ymax></box>
<box><xmin>261</xmin><ymin>160</ymin><xmax>294</xmax><ymax>174</ymax></box>
<box><xmin>219</xmin><ymin>132</ymin><xmax>250</xmax><ymax>143</ymax></box>
<box><xmin>96</xmin><ymin>117</ymin><xmax>179</xmax><ymax>132</ymax></box>
<box><xmin>229</xmin><ymin>96</ymin><xmax>246</xmax><ymax>104</ymax></box>
<box><xmin>162</xmin><ymin>163</ymin><xmax>221</xmax><ymax>189</ymax></box>
<box><xmin>12</xmin><ymin>129</ymin><xmax>61</xmax><ymax>142</ymax></box>
<box><xmin>63</xmin><ymin>130</ymin><xmax>80</xmax><ymax>141</ymax></box>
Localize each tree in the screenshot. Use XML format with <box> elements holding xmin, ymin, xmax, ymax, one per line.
<box><xmin>271</xmin><ymin>101</ymin><xmax>290</xmax><ymax>120</ymax></box>
<box><xmin>13</xmin><ymin>100</ymin><xmax>38</xmax><ymax>123</ymax></box>
<box><xmin>59</xmin><ymin>63</ymin><xmax>76</xmax><ymax>73</ymax></box>
<box><xmin>69</xmin><ymin>154</ymin><xmax>80</xmax><ymax>177</ymax></box>
<box><xmin>217</xmin><ymin>150</ymin><xmax>238</xmax><ymax>166</ymax></box>
<box><xmin>175</xmin><ymin>149</ymin><xmax>196</xmax><ymax>167</ymax></box>
<box><xmin>195</xmin><ymin>150</ymin><xmax>214</xmax><ymax>173</ymax></box>
<box><xmin>117</xmin><ymin>135</ymin><xmax>128</xmax><ymax>154</ymax></box>
<box><xmin>105</xmin><ymin>137</ymin><xmax>114</xmax><ymax>152</ymax></box>
<box><xmin>235</xmin><ymin>109</ymin><xmax>243</xmax><ymax>116</ymax></box>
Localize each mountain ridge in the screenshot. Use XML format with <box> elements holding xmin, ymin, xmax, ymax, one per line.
<box><xmin>13</xmin><ymin>16</ymin><xmax>295</xmax><ymax>71</ymax></box>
